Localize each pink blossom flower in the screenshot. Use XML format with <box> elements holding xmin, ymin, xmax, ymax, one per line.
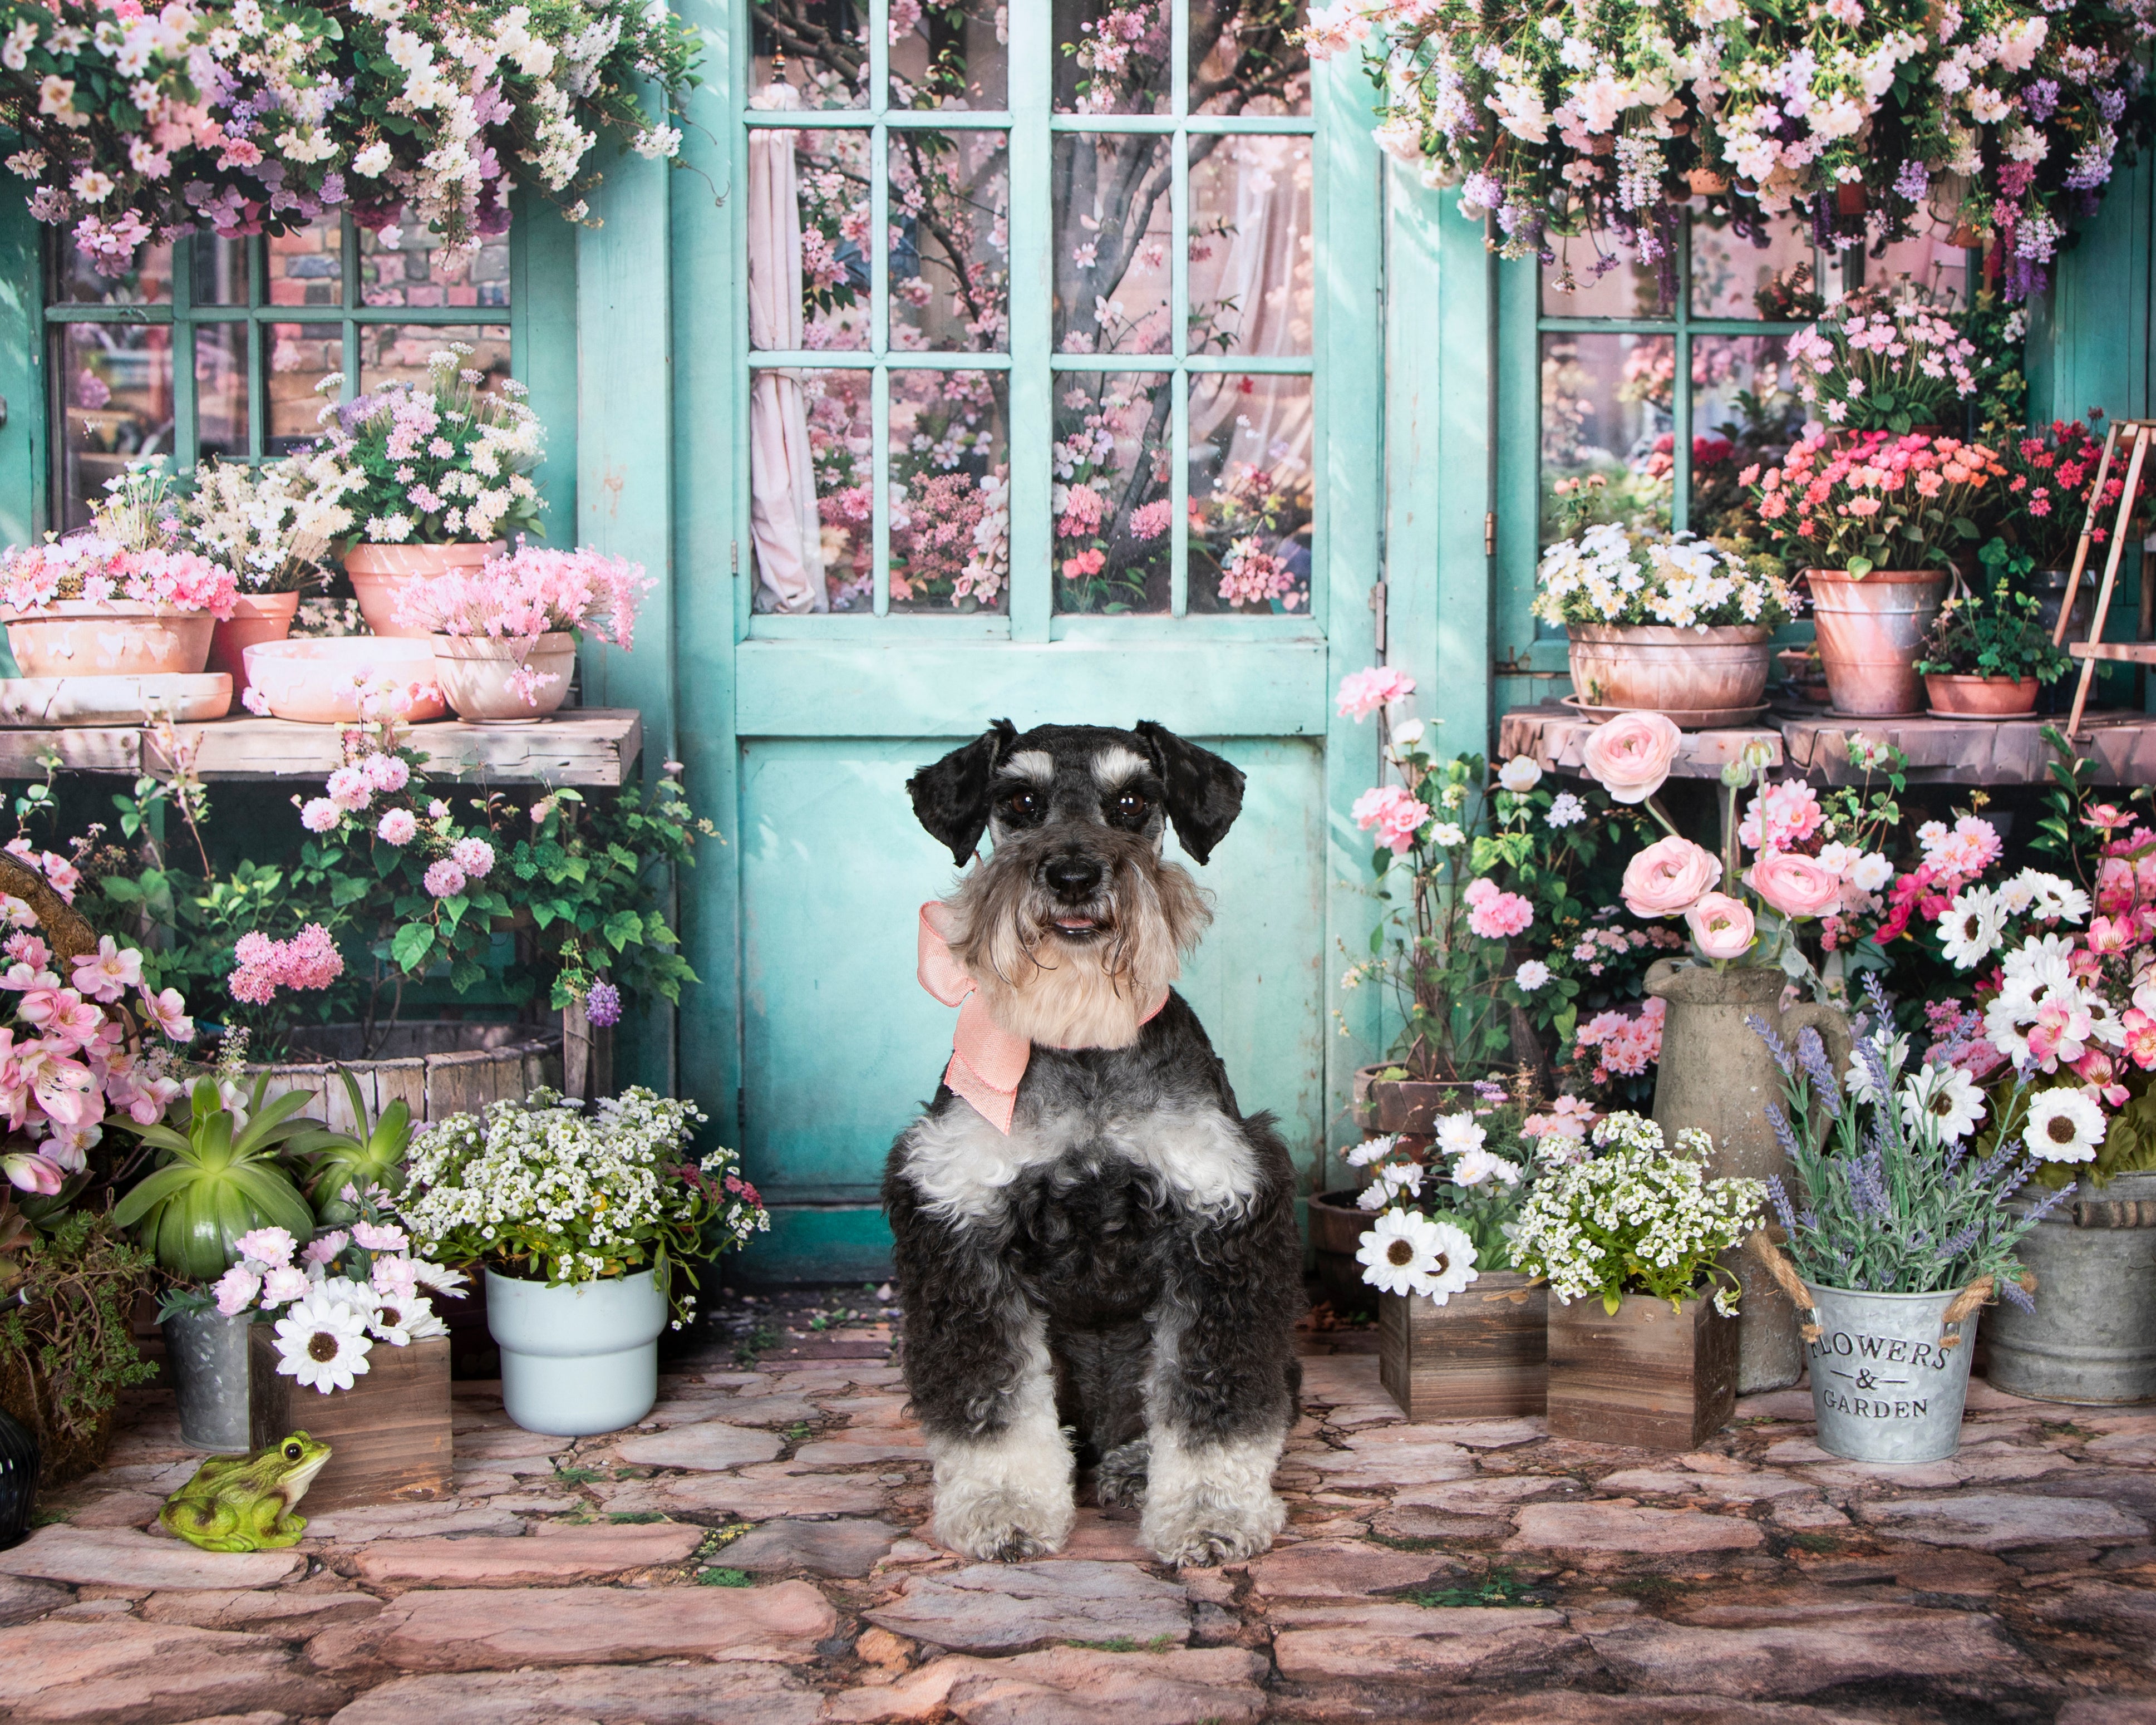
<box><xmin>1621</xmin><ymin>837</ymin><xmax>1722</xmax><ymax>918</ymax></box>
<box><xmin>1467</xmin><ymin>889</ymin><xmax>1534</xmax><ymax>941</ymax></box>
<box><xmin>362</xmin><ymin>753</ymin><xmax>411</xmax><ymax>793</ymax></box>
<box><xmin>1336</xmin><ymin>666</ymin><xmax>1416</xmax><ymax>720</ymax></box>
<box><xmin>1737</xmin><ymin>780</ymin><xmax>1824</xmax><ymax>851</ymax></box>
<box><xmin>352</xmin><ymin>1221</ymin><xmax>408</xmax><ymax>1253</ymax></box>
<box><xmin>1745</xmin><ymin>850</ymin><xmax>1845</xmax><ymax>919</ymax></box>
<box><xmin>139</xmin><ymin>986</ymin><xmax>192</xmax><ymax>1043</ymax></box>
<box><xmin>325</xmin><ymin>765</ymin><xmax>372</xmax><ymax>812</ymax></box>
<box><xmin>428</xmin><ymin>800</ymin><xmax>450</xmax><ymax>819</ymax></box>
<box><xmin>450</xmin><ymin>837</ymin><xmax>495</xmax><ymax>877</ymax></box>
<box><xmin>212</xmin><ymin>1265</ymin><xmax>261</xmax><ymax>1315</ymax></box>
<box><xmin>302</xmin><ymin>1231</ymin><xmax>350</xmax><ymax>1267</ymax></box>
<box><xmin>301</xmin><ymin>798</ymin><xmax>341</xmax><ymax>833</ymax></box>
<box><xmin>233</xmin><ymin>1226</ymin><xmax>296</xmax><ymax>1269</ymax></box>
<box><xmin>260</xmin><ymin>1264</ymin><xmax>311</xmax><ymax>1306</ymax></box>
<box><xmin>227</xmin><ymin>924</ymin><xmax>345</xmax><ymax>1007</ymax></box>
<box><xmin>1350</xmin><ymin>784</ymin><xmax>1429</xmax><ymax>854</ymax></box>
<box><xmin>377</xmin><ymin>808</ymin><xmax>419</xmax><ymax>846</ymax></box>
<box><xmin>240</xmin><ymin>685</ymin><xmax>272</xmax><ymax>716</ymax></box>
<box><xmin>1686</xmin><ymin>892</ymin><xmax>1757</xmax><ymax>960</ymax></box>
<box><xmin>371</xmin><ymin>1255</ymin><xmax>422</xmax><ymax>1303</ymax></box>
<box><xmin>424</xmin><ymin>859</ymin><xmax>467</xmax><ymax>899</ymax></box>
<box><xmin>68</xmin><ymin>935</ymin><xmax>142</xmax><ymax>1004</ymax></box>
<box><xmin>38</xmin><ymin>853</ymin><xmax>78</xmax><ymax>902</ymax></box>
<box><xmin>1579</xmin><ymin>711</ymin><xmax>1681</xmax><ymax>805</ymax></box>
<box><xmin>390</xmin><ymin>547</ymin><xmax>652</xmax><ymax>650</ymax></box>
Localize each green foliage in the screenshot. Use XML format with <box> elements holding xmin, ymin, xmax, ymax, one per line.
<box><xmin>695</xmin><ymin>1567</ymin><xmax>752</xmax><ymax>1587</ymax></box>
<box><xmin>1914</xmin><ymin>576</ymin><xmax>2071</xmax><ymax>685</ymax></box>
<box><xmin>292</xmin><ymin>1068</ymin><xmax>415</xmax><ymax>1221</ymax></box>
<box><xmin>110</xmin><ymin>1077</ymin><xmax>319</xmax><ymax>1280</ymax></box>
<box><xmin>1409</xmin><ymin>1567</ymin><xmax>1552</xmax><ymax>1609</ymax></box>
<box><xmin>0</xmin><ymin>1212</ymin><xmax>159</xmax><ymax>1461</ymax></box>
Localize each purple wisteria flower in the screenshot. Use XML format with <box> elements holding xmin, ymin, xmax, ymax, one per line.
<box><xmin>585</xmin><ymin>981</ymin><xmax>623</xmax><ymax>1028</ymax></box>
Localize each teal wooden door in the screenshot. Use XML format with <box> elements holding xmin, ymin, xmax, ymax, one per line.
<box><xmin>706</xmin><ymin>0</ymin><xmax>1387</xmax><ymax>1280</ymax></box>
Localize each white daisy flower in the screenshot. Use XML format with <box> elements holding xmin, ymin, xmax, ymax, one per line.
<box><xmin>1357</xmin><ymin>1208</ymin><xmax>1479</xmax><ymax>1303</ymax></box>
<box><xmin>1938</xmin><ymin>888</ymin><xmax>2003</xmax><ymax>970</ymax></box>
<box><xmin>1455</xmin><ymin>1144</ymin><xmax>1523</xmax><ymax>1187</ymax></box>
<box><xmin>2025</xmin><ymin>874</ymin><xmax>2092</xmax><ymax>925</ymax></box>
<box><xmin>273</xmin><ymin>1289</ymin><xmax>374</xmax><ymax>1393</ymax></box>
<box><xmin>1346</xmin><ymin>1132</ymin><xmax>1399</xmax><ymax>1168</ymax></box>
<box><xmin>2023</xmin><ymin>1088</ymin><xmax>2107</xmax><ymax>1164</ymax></box>
<box><xmin>1433</xmin><ymin>1112</ymin><xmax>1486</xmax><ymax>1157</ymax></box>
<box><xmin>1900</xmin><ymin>1063</ymin><xmax>1985</xmax><ymax>1142</ymax></box>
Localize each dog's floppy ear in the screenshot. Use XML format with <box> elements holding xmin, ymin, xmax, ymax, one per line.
<box><xmin>1134</xmin><ymin>721</ymin><xmax>1243</xmax><ymax>866</ymax></box>
<box><xmin>909</xmin><ymin>720</ymin><xmax>1018</xmax><ymax>866</ymax></box>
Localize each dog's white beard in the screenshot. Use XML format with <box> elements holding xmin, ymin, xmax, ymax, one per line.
<box><xmin>927</xmin><ymin>1309</ymin><xmax>1075</xmax><ymax>1561</ymax></box>
<box><xmin>971</xmin><ymin>934</ymin><xmax>1164</xmax><ymax>1050</ymax></box>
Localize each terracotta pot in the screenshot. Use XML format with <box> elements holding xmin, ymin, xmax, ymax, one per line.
<box><xmin>1379</xmin><ymin>1273</ymin><xmax>1548</xmax><ymax>1420</ymax></box>
<box><xmin>1646</xmin><ymin>959</ymin><xmax>1851</xmax><ymax>1395</ymax></box>
<box><xmin>344</xmin><ymin>542</ymin><xmax>504</xmax><ymax>638</ymax></box>
<box><xmin>207</xmin><ymin>590</ymin><xmax>300</xmax><ymax>712</ymax></box>
<box><xmin>1566</xmin><ymin>624</ymin><xmax>1773</xmax><ymax>714</ymax></box>
<box><xmin>429</xmin><ymin>631</ymin><xmax>576</xmax><ymax>722</ymax></box>
<box><xmin>242</xmin><ymin>637</ymin><xmax>447</xmax><ymax>724</ymax></box>
<box><xmin>1804</xmin><ymin>568</ymin><xmax>1947</xmax><ymax>716</ymax></box>
<box><xmin>1686</xmin><ymin>168</ymin><xmax>1730</xmax><ymax>195</ymax></box>
<box><xmin>3</xmin><ymin>602</ymin><xmax>215</xmax><ymax>677</ymax></box>
<box><xmin>1547</xmin><ymin>1287</ymin><xmax>1739</xmax><ymax>1451</ymax></box>
<box><xmin>1351</xmin><ymin>1065</ymin><xmax>1493</xmax><ymax>1134</ymax></box>
<box><xmin>1309</xmin><ymin>1189</ymin><xmax>1379</xmax><ymax>1317</ymax></box>
<box><xmin>1924</xmin><ymin>673</ymin><xmax>2039</xmax><ymax>717</ymax></box>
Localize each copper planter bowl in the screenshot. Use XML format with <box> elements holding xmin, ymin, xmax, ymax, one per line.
<box><xmin>1805</xmin><ymin>569</ymin><xmax>1947</xmax><ymax>716</ymax></box>
<box><xmin>1924</xmin><ymin>673</ymin><xmax>2039</xmax><ymax>717</ymax></box>
<box><xmin>1565</xmin><ymin>624</ymin><xmax>1773</xmax><ymax>714</ymax></box>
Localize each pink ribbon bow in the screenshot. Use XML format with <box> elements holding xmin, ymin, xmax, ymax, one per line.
<box><xmin>917</xmin><ymin>901</ymin><xmax>1167</xmax><ymax>1134</ymax></box>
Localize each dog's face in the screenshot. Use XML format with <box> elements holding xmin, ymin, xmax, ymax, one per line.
<box><xmin>908</xmin><ymin>722</ymin><xmax>1245</xmax><ymax>1047</ymax></box>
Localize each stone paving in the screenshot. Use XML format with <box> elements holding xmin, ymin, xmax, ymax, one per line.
<box><xmin>6</xmin><ymin>1287</ymin><xmax>2156</xmax><ymax>1723</ymax></box>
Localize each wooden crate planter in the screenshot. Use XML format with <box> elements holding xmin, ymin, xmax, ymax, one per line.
<box><xmin>1379</xmin><ymin>1272</ymin><xmax>1548</xmax><ymax>1419</ymax></box>
<box><xmin>1546</xmin><ymin>1290</ymin><xmax>1737</xmax><ymax>1451</ymax></box>
<box><xmin>248</xmin><ymin>1330</ymin><xmax>452</xmax><ymax>1512</ymax></box>
<box><xmin>249</xmin><ymin>1023</ymin><xmax>560</xmax><ymax>1133</ymax></box>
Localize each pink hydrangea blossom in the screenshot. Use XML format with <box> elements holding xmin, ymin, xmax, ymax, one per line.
<box><xmin>391</xmin><ymin>545</ymin><xmax>652</xmax><ymax>650</ymax></box>
<box><xmin>450</xmin><ymin>837</ymin><xmax>495</xmax><ymax>877</ymax></box>
<box><xmin>301</xmin><ymin>798</ymin><xmax>341</xmax><ymax>833</ymax></box>
<box><xmin>363</xmin><ymin>753</ymin><xmax>411</xmax><ymax>793</ymax></box>
<box><xmin>1466</xmin><ymin>887</ymin><xmax>1535</xmax><ymax>940</ymax></box>
<box><xmin>377</xmin><ymin>808</ymin><xmax>419</xmax><ymax>846</ymax></box>
<box><xmin>227</xmin><ymin>925</ymin><xmax>345</xmax><ymax>1007</ymax></box>
<box><xmin>1572</xmin><ymin>996</ymin><xmax>1667</xmax><ymax>1082</ymax></box>
<box><xmin>1336</xmin><ymin>666</ymin><xmax>1416</xmax><ymax>720</ymax></box>
<box><xmin>424</xmin><ymin>859</ymin><xmax>467</xmax><ymax>899</ymax></box>
<box><xmin>325</xmin><ymin>766</ymin><xmax>372</xmax><ymax>812</ymax></box>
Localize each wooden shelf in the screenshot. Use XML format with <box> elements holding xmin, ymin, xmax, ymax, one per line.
<box><xmin>0</xmin><ymin>708</ymin><xmax>643</xmax><ymax>787</ymax></box>
<box><xmin>1501</xmin><ymin>702</ymin><xmax>2156</xmax><ymax>788</ymax></box>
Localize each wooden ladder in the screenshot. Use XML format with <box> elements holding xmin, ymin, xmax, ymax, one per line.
<box><xmin>2056</xmin><ymin>416</ymin><xmax>2156</xmax><ymax>738</ymax></box>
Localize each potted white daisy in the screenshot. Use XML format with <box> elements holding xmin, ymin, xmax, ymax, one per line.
<box><xmin>1510</xmin><ymin>1112</ymin><xmax>1765</xmax><ymax>1452</ymax></box>
<box><xmin>1353</xmin><ymin>1103</ymin><xmax>1566</xmax><ymax>1419</ymax></box>
<box><xmin>238</xmin><ymin>1185</ymin><xmax>467</xmax><ymax>1512</ymax></box>
<box><xmin>1749</xmin><ymin>987</ymin><xmax>2064</xmax><ymax>1463</ymax></box>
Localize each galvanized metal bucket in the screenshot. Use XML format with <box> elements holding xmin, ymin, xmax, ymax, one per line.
<box><xmin>162</xmin><ymin>1306</ymin><xmax>254</xmax><ymax>1453</ymax></box>
<box><xmin>1806</xmin><ymin>1285</ymin><xmax>1975</xmax><ymax>1464</ymax></box>
<box><xmin>1989</xmin><ymin>1172</ymin><xmax>2156</xmax><ymax>1405</ymax></box>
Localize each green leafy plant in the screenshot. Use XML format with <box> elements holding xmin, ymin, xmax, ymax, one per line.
<box><xmin>1914</xmin><ymin>577</ymin><xmax>2071</xmax><ymax>685</ymax></box>
<box><xmin>110</xmin><ymin>1077</ymin><xmax>319</xmax><ymax>1281</ymax></box>
<box><xmin>292</xmin><ymin>1068</ymin><xmax>416</xmax><ymax>1223</ymax></box>
<box><xmin>0</xmin><ymin>1212</ymin><xmax>158</xmax><ymax>1481</ymax></box>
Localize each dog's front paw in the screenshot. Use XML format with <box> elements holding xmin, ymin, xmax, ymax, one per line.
<box><xmin>1142</xmin><ymin>1501</ymin><xmax>1284</xmax><ymax>1568</ymax></box>
<box><xmin>1095</xmin><ymin>1438</ymin><xmax>1150</xmax><ymax>1511</ymax></box>
<box><xmin>935</xmin><ymin>1488</ymin><xmax>1072</xmax><ymax>1562</ymax></box>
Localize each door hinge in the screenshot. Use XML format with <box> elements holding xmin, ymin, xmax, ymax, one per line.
<box><xmin>1368</xmin><ymin>581</ymin><xmax>1387</xmax><ymax>654</ymax></box>
<box><xmin>1483</xmin><ymin>512</ymin><xmax>1497</xmax><ymax>558</ymax></box>
<box><xmin>730</xmin><ymin>539</ymin><xmax>740</xmax><ymax>576</ymax></box>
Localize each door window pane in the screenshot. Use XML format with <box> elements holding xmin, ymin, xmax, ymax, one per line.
<box><xmin>1191</xmin><ymin>0</ymin><xmax>1311</xmax><ymax>116</ymax></box>
<box><xmin>51</xmin><ymin>237</ymin><xmax>171</xmax><ymax>307</ymax></box>
<box><xmin>890</xmin><ymin>129</ymin><xmax>1010</xmax><ymax>353</ymax></box>
<box><xmin>1054</xmin><ymin>133</ymin><xmax>1173</xmax><ymax>355</ymax></box>
<box><xmin>55</xmin><ymin>325</ymin><xmax>173</xmax><ymax>529</ymax></box>
<box><xmin>1691</xmin><ymin>335</ymin><xmax>1803</xmax><ymax>544</ymax></box>
<box><xmin>195</xmin><ymin>325</ymin><xmax>249</xmax><ymax>463</ymax></box>
<box><xmin>890</xmin><ymin>0</ymin><xmax>1007</xmax><ymax>110</ymax></box>
<box><xmin>808</xmin><ymin>371</ymin><xmax>875</xmax><ymax>610</ymax></box>
<box><xmin>1055</xmin><ymin>0</ymin><xmax>1171</xmax><ymax>115</ymax></box>
<box><xmin>753</xmin><ymin>1</ymin><xmax>870</xmax><ymax>109</ymax></box>
<box><xmin>193</xmin><ymin>235</ymin><xmax>249</xmax><ymax>307</ymax></box>
<box><xmin>269</xmin><ymin>220</ymin><xmax>343</xmax><ymax>307</ymax></box>
<box><xmin>1189</xmin><ymin>135</ymin><xmax>1311</xmax><ymax>357</ymax></box>
<box><xmin>1541</xmin><ymin>332</ymin><xmax>1672</xmax><ymax>544</ymax></box>
<box><xmin>1189</xmin><ymin>372</ymin><xmax>1312</xmax><ymax>614</ymax></box>
<box><xmin>1052</xmin><ymin>372</ymin><xmax>1171</xmax><ymax>613</ymax></box>
<box><xmin>268</xmin><ymin>324</ymin><xmax>342</xmax><ymax>454</ymax></box>
<box><xmin>890</xmin><ymin>371</ymin><xmax>1010</xmax><ymax>612</ymax></box>
<box><xmin>359</xmin><ymin>325</ymin><xmax>513</xmax><ymax>397</ymax></box>
<box><xmin>1542</xmin><ymin>235</ymin><xmax>1666</xmax><ymax>318</ymax></box>
<box><xmin>763</xmin><ymin>129</ymin><xmax>871</xmax><ymax>352</ymax></box>
<box><xmin>363</xmin><ymin>216</ymin><xmax>510</xmax><ymax>311</ymax></box>
<box><xmin>1690</xmin><ymin>210</ymin><xmax>1815</xmax><ymax>320</ymax></box>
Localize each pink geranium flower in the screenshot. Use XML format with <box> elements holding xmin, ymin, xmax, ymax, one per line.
<box><xmin>424</xmin><ymin>859</ymin><xmax>467</xmax><ymax>899</ymax></box>
<box><xmin>1336</xmin><ymin>666</ymin><xmax>1416</xmax><ymax>721</ymax></box>
<box><xmin>1351</xmin><ymin>784</ymin><xmax>1430</xmax><ymax>855</ymax></box>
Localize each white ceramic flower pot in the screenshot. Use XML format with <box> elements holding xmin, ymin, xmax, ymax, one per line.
<box><xmin>484</xmin><ymin>1266</ymin><xmax>666</xmax><ymax>1436</ymax></box>
<box><xmin>430</xmin><ymin>631</ymin><xmax>576</xmax><ymax>723</ymax></box>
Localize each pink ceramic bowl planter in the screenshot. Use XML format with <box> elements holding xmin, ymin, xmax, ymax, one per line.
<box><xmin>344</xmin><ymin>543</ymin><xmax>504</xmax><ymax>638</ymax></box>
<box><xmin>241</xmin><ymin>638</ymin><xmax>449</xmax><ymax>724</ymax></box>
<box><xmin>3</xmin><ymin>602</ymin><xmax>215</xmax><ymax>677</ymax></box>
<box><xmin>206</xmin><ymin>591</ymin><xmax>302</xmax><ymax>712</ymax></box>
<box><xmin>429</xmin><ymin>632</ymin><xmax>577</xmax><ymax>722</ymax></box>
<box><xmin>1923</xmin><ymin>673</ymin><xmax>2040</xmax><ymax>717</ymax></box>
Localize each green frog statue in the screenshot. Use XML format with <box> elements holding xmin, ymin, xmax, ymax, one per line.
<box><xmin>159</xmin><ymin>1433</ymin><xmax>332</xmax><ymax>1552</ymax></box>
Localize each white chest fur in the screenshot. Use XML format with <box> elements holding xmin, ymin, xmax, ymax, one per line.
<box><xmin>904</xmin><ymin>1099</ymin><xmax>1258</xmax><ymax>1226</ymax></box>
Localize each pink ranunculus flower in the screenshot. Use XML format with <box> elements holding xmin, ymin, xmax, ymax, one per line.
<box><xmin>1686</xmin><ymin>892</ymin><xmax>1757</xmax><ymax>960</ymax></box>
<box><xmin>1579</xmin><ymin>711</ymin><xmax>1682</xmax><ymax>805</ymax></box>
<box><xmin>1745</xmin><ymin>849</ymin><xmax>1844</xmax><ymax>919</ymax></box>
<box><xmin>377</xmin><ymin>808</ymin><xmax>419</xmax><ymax>846</ymax></box>
<box><xmin>1621</xmin><ymin>836</ymin><xmax>1722</xmax><ymax>918</ymax></box>
<box><xmin>212</xmin><ymin>1264</ymin><xmax>262</xmax><ymax>1316</ymax></box>
<box><xmin>1467</xmin><ymin>889</ymin><xmax>1534</xmax><ymax>941</ymax></box>
<box><xmin>424</xmin><ymin>859</ymin><xmax>467</xmax><ymax>899</ymax></box>
<box><xmin>1336</xmin><ymin>666</ymin><xmax>1416</xmax><ymax>721</ymax></box>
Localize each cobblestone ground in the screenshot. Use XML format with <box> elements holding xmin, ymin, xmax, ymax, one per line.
<box><xmin>6</xmin><ymin>1287</ymin><xmax>2156</xmax><ymax>1723</ymax></box>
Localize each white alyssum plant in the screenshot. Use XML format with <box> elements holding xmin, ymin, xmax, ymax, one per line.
<box><xmin>1510</xmin><ymin>1112</ymin><xmax>1765</xmax><ymax>1314</ymax></box>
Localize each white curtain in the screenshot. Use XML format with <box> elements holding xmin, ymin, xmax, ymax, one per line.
<box><xmin>747</xmin><ymin>81</ymin><xmax>828</xmax><ymax>615</ymax></box>
<box><xmin>1189</xmin><ymin>134</ymin><xmax>1313</xmax><ymax>468</ymax></box>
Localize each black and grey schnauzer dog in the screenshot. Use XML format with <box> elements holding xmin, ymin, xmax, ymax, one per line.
<box><xmin>884</xmin><ymin>719</ymin><xmax>1305</xmax><ymax>1569</ymax></box>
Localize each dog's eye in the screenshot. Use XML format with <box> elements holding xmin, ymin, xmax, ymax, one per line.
<box><xmin>1002</xmin><ymin>790</ymin><xmax>1040</xmax><ymax>821</ymax></box>
<box><xmin>1112</xmin><ymin>791</ymin><xmax>1148</xmax><ymax>820</ymax></box>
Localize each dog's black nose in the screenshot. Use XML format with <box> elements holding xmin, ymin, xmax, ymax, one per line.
<box><xmin>1043</xmin><ymin>854</ymin><xmax>1104</xmax><ymax>902</ymax></box>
